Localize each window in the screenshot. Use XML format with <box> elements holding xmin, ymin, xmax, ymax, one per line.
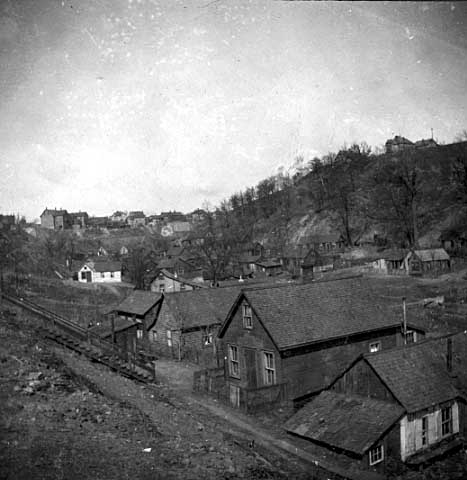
<box><xmin>166</xmin><ymin>330</ymin><xmax>172</xmax><ymax>347</ymax></box>
<box><xmin>180</xmin><ymin>283</ymin><xmax>186</xmax><ymax>291</ymax></box>
<box><xmin>228</xmin><ymin>345</ymin><xmax>240</xmax><ymax>378</ymax></box>
<box><xmin>151</xmin><ymin>331</ymin><xmax>157</xmax><ymax>341</ymax></box>
<box><xmin>405</xmin><ymin>330</ymin><xmax>417</xmax><ymax>344</ymax></box>
<box><xmin>421</xmin><ymin>416</ymin><xmax>428</xmax><ymax>446</ymax></box>
<box><xmin>263</xmin><ymin>351</ymin><xmax>276</xmax><ymax>385</ymax></box>
<box><xmin>369</xmin><ymin>342</ymin><xmax>381</xmax><ymax>353</ymax></box>
<box><xmin>159</xmin><ymin>284</ymin><xmax>165</xmax><ymax>293</ymax></box>
<box><xmin>203</xmin><ymin>333</ymin><xmax>213</xmax><ymax>346</ymax></box>
<box><xmin>101</xmin><ymin>272</ymin><xmax>105</xmax><ymax>278</ymax></box>
<box><xmin>137</xmin><ymin>328</ymin><xmax>143</xmax><ymax>339</ymax></box>
<box><xmin>243</xmin><ymin>304</ymin><xmax>252</xmax><ymax>329</ymax></box>
<box><xmin>110</xmin><ymin>271</ymin><xmax>114</xmax><ymax>278</ymax></box>
<box><xmin>441</xmin><ymin>406</ymin><xmax>452</xmax><ymax>436</ymax></box>
<box><xmin>369</xmin><ymin>444</ymin><xmax>384</xmax><ymax>465</ymax></box>
<box><xmin>81</xmin><ymin>272</ymin><xmax>86</xmax><ymax>280</ymax></box>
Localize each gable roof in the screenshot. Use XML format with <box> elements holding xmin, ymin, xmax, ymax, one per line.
<box><xmin>363</xmin><ymin>336</ymin><xmax>465</xmax><ymax>413</ymax></box>
<box><xmin>115</xmin><ymin>290</ymin><xmax>162</xmax><ymax>316</ymax></box>
<box><xmin>285</xmin><ymin>390</ymin><xmax>404</xmax><ymax>456</ymax></box>
<box><xmin>255</xmin><ymin>259</ymin><xmax>282</xmax><ymax>268</ymax></box>
<box><xmin>162</xmin><ymin>287</ymin><xmax>241</xmax><ymax>330</ymax></box>
<box><xmin>155</xmin><ymin>268</ymin><xmax>207</xmax><ymax>289</ymax></box>
<box><xmin>411</xmin><ymin>248</ymin><xmax>450</xmax><ymax>262</ymax></box>
<box><xmin>221</xmin><ymin>277</ymin><xmax>412</xmax><ymax>350</ymax></box>
<box><xmin>41</xmin><ymin>208</ymin><xmax>68</xmax><ymax>217</ymax></box>
<box><xmin>89</xmin><ymin>318</ymin><xmax>137</xmax><ymax>338</ymax></box>
<box><xmin>80</xmin><ymin>260</ymin><xmax>122</xmax><ymax>273</ymax></box>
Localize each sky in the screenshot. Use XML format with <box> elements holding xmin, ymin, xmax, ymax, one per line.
<box><xmin>1</xmin><ymin>0</ymin><xmax>466</xmax><ymax>220</ymax></box>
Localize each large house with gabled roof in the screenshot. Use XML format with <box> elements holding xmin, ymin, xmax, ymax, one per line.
<box><xmin>150</xmin><ymin>287</ymin><xmax>241</xmax><ymax>366</ymax></box>
<box><xmin>217</xmin><ymin>277</ymin><xmax>425</xmax><ymax>410</ymax></box>
<box><xmin>285</xmin><ymin>332</ymin><xmax>467</xmax><ymax>474</ymax></box>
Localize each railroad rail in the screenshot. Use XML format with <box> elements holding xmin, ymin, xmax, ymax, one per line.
<box><xmin>1</xmin><ymin>292</ymin><xmax>156</xmax><ymax>384</ymax></box>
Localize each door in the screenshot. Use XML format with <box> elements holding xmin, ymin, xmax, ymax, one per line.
<box><xmin>229</xmin><ymin>384</ymin><xmax>240</xmax><ymax>408</ymax></box>
<box><xmin>85</xmin><ymin>271</ymin><xmax>92</xmax><ymax>283</ymax></box>
<box><xmin>244</xmin><ymin>347</ymin><xmax>257</xmax><ymax>388</ymax></box>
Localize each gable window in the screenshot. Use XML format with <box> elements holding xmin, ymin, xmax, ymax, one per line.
<box><xmin>243</xmin><ymin>304</ymin><xmax>252</xmax><ymax>329</ymax></box>
<box><xmin>405</xmin><ymin>330</ymin><xmax>417</xmax><ymax>344</ymax></box>
<box><xmin>263</xmin><ymin>351</ymin><xmax>276</xmax><ymax>385</ymax></box>
<box><xmin>166</xmin><ymin>330</ymin><xmax>172</xmax><ymax>347</ymax></box>
<box><xmin>228</xmin><ymin>345</ymin><xmax>240</xmax><ymax>378</ymax></box>
<box><xmin>369</xmin><ymin>342</ymin><xmax>381</xmax><ymax>353</ymax></box>
<box><xmin>441</xmin><ymin>406</ymin><xmax>453</xmax><ymax>436</ymax></box>
<box><xmin>369</xmin><ymin>444</ymin><xmax>384</xmax><ymax>466</ymax></box>
<box><xmin>203</xmin><ymin>333</ymin><xmax>213</xmax><ymax>346</ymax></box>
<box><xmin>421</xmin><ymin>416</ymin><xmax>428</xmax><ymax>446</ymax></box>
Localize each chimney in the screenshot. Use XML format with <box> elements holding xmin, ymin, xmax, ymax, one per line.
<box><xmin>447</xmin><ymin>338</ymin><xmax>452</xmax><ymax>372</ymax></box>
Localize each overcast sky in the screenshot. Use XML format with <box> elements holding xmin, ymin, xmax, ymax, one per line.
<box><xmin>1</xmin><ymin>0</ymin><xmax>466</xmax><ymax>220</ymax></box>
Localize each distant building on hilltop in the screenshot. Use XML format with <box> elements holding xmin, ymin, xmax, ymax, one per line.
<box><xmin>385</xmin><ymin>135</ymin><xmax>438</xmax><ymax>154</ymax></box>
<box><xmin>40</xmin><ymin>208</ymin><xmax>71</xmax><ymax>230</ymax></box>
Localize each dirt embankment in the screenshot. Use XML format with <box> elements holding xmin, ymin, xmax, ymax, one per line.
<box><xmin>0</xmin><ymin>305</ymin><xmax>310</xmax><ymax>480</ymax></box>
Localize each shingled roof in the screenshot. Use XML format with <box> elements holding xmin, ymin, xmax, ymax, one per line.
<box><xmin>162</xmin><ymin>287</ymin><xmax>241</xmax><ymax>330</ymax></box>
<box><xmin>411</xmin><ymin>248</ymin><xmax>450</xmax><ymax>262</ymax></box>
<box><xmin>285</xmin><ymin>390</ymin><xmax>404</xmax><ymax>456</ymax></box>
<box><xmin>114</xmin><ymin>290</ymin><xmax>162</xmax><ymax>316</ymax></box>
<box><xmin>223</xmin><ymin>277</ymin><xmax>410</xmax><ymax>350</ymax></box>
<box><xmin>364</xmin><ymin>336</ymin><xmax>465</xmax><ymax>413</ymax></box>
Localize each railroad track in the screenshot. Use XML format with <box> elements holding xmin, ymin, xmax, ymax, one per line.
<box><xmin>2</xmin><ymin>292</ymin><xmax>155</xmax><ymax>384</ymax></box>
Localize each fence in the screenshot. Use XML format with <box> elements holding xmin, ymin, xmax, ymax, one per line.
<box><xmin>2</xmin><ymin>292</ymin><xmax>156</xmax><ymax>379</ymax></box>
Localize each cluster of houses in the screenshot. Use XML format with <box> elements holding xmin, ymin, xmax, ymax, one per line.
<box><xmin>39</xmin><ymin>208</ymin><xmax>208</xmax><ymax>234</ymax></box>
<box><xmin>90</xmin><ymin>269</ymin><xmax>467</xmax><ymax>476</ymax></box>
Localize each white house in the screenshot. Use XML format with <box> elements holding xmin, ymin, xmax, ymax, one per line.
<box><xmin>78</xmin><ymin>260</ymin><xmax>122</xmax><ymax>283</ymax></box>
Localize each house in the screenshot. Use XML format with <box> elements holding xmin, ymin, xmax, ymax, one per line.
<box><xmin>371</xmin><ymin>248</ymin><xmax>408</xmax><ymax>274</ymax></box>
<box><xmin>0</xmin><ymin>214</ymin><xmax>15</xmax><ymax>231</ymax></box>
<box><xmin>69</xmin><ymin>211</ymin><xmax>88</xmax><ymax>229</ymax></box>
<box><xmin>217</xmin><ymin>277</ymin><xmax>425</xmax><ymax>411</ymax></box>
<box><xmin>414</xmin><ymin>138</ymin><xmax>438</xmax><ymax>149</ymax></box>
<box><xmin>111</xmin><ymin>290</ymin><xmax>163</xmax><ymax>345</ymax></box>
<box><xmin>279</xmin><ymin>245</ymin><xmax>308</xmax><ymax>276</ymax></box>
<box><xmin>150</xmin><ymin>287</ymin><xmax>240</xmax><ymax>366</ymax></box>
<box><xmin>189</xmin><ymin>208</ymin><xmax>208</xmax><ymax>223</ymax></box>
<box><xmin>110</xmin><ymin>211</ymin><xmax>128</xmax><ymax>223</ymax></box>
<box><xmin>40</xmin><ymin>208</ymin><xmax>71</xmax><ymax>230</ymax></box>
<box><xmin>285</xmin><ymin>333</ymin><xmax>467</xmax><ymax>474</ymax></box>
<box><xmin>301</xmin><ymin>249</ymin><xmax>334</xmax><ymax>281</ymax></box>
<box><xmin>77</xmin><ymin>259</ymin><xmax>122</xmax><ymax>283</ymax></box>
<box><xmin>87</xmin><ymin>216</ymin><xmax>110</xmax><ymax>229</ymax></box>
<box><xmin>149</xmin><ymin>268</ymin><xmax>206</xmax><ymax>294</ymax></box>
<box><xmin>127</xmin><ymin>211</ymin><xmax>146</xmax><ymax>228</ymax></box>
<box><xmin>254</xmin><ymin>259</ymin><xmax>282</xmax><ymax>276</ymax></box>
<box><xmin>385</xmin><ymin>136</ymin><xmax>414</xmax><ymax>154</ymax></box>
<box><xmin>307</xmin><ymin>233</ymin><xmax>345</xmax><ymax>252</ymax></box>
<box><xmin>89</xmin><ymin>317</ymin><xmax>138</xmax><ymax>361</ymax></box>
<box><xmin>439</xmin><ymin>229</ymin><xmax>467</xmax><ymax>253</ymax></box>
<box><xmin>403</xmin><ymin>249</ymin><xmax>451</xmax><ymax>275</ymax></box>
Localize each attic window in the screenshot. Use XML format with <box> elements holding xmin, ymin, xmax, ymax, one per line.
<box><xmin>243</xmin><ymin>304</ymin><xmax>252</xmax><ymax>329</ymax></box>
<box><xmin>369</xmin><ymin>444</ymin><xmax>384</xmax><ymax>466</ymax></box>
<box><xmin>203</xmin><ymin>333</ymin><xmax>213</xmax><ymax>346</ymax></box>
<box><xmin>369</xmin><ymin>342</ymin><xmax>381</xmax><ymax>353</ymax></box>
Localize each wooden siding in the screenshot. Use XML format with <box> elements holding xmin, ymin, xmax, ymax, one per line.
<box><xmin>285</xmin><ymin>329</ymin><xmax>402</xmax><ymax>401</ymax></box>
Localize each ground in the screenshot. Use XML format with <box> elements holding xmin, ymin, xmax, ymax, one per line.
<box><xmin>2</xmin><ymin>270</ymin><xmax>467</xmax><ymax>479</ymax></box>
<box><xmin>0</xmin><ymin>304</ymin><xmax>313</xmax><ymax>480</ymax></box>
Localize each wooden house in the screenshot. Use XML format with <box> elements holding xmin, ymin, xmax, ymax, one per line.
<box><xmin>286</xmin><ymin>333</ymin><xmax>467</xmax><ymax>474</ymax></box>
<box><xmin>89</xmin><ymin>317</ymin><xmax>138</xmax><ymax>361</ymax></box>
<box><xmin>371</xmin><ymin>249</ymin><xmax>408</xmax><ymax>274</ymax></box>
<box><xmin>78</xmin><ymin>259</ymin><xmax>122</xmax><ymax>283</ymax></box>
<box><xmin>149</xmin><ymin>268</ymin><xmax>206</xmax><ymax>293</ymax></box>
<box><xmin>127</xmin><ymin>211</ymin><xmax>146</xmax><ymax>228</ymax></box>
<box><xmin>111</xmin><ymin>290</ymin><xmax>163</xmax><ymax>346</ymax></box>
<box><xmin>150</xmin><ymin>287</ymin><xmax>240</xmax><ymax>367</ymax></box>
<box><xmin>307</xmin><ymin>233</ymin><xmax>345</xmax><ymax>252</ymax></box>
<box><xmin>217</xmin><ymin>277</ymin><xmax>425</xmax><ymax>410</ymax></box>
<box><xmin>254</xmin><ymin>259</ymin><xmax>282</xmax><ymax>277</ymax></box>
<box><xmin>403</xmin><ymin>249</ymin><xmax>451</xmax><ymax>275</ymax></box>
<box><xmin>301</xmin><ymin>249</ymin><xmax>334</xmax><ymax>281</ymax></box>
<box><xmin>69</xmin><ymin>211</ymin><xmax>88</xmax><ymax>229</ymax></box>
<box><xmin>439</xmin><ymin>230</ymin><xmax>467</xmax><ymax>253</ymax></box>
